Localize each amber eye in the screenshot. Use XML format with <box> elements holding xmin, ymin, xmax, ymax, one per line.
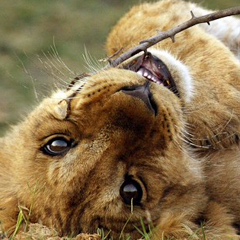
<box><xmin>120</xmin><ymin>178</ymin><xmax>143</xmax><ymax>206</ymax></box>
<box><xmin>43</xmin><ymin>137</ymin><xmax>74</xmax><ymax>156</ymax></box>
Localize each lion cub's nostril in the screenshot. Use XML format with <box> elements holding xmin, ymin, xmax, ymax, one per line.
<box><xmin>121</xmin><ymin>83</ymin><xmax>158</xmax><ymax>115</ymax></box>
<box><xmin>120</xmin><ymin>178</ymin><xmax>143</xmax><ymax>206</ymax></box>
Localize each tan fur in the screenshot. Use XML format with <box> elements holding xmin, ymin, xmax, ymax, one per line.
<box><xmin>106</xmin><ymin>0</ymin><xmax>240</xmax><ymax>238</ymax></box>
<box><xmin>0</xmin><ymin>70</ymin><xmax>208</xmax><ymax>239</ymax></box>
<box><xmin>1</xmin><ymin>0</ymin><xmax>240</xmax><ymax>239</ymax></box>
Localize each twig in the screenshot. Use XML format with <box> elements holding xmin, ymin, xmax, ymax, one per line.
<box><xmin>110</xmin><ymin>6</ymin><xmax>240</xmax><ymax>67</ymax></box>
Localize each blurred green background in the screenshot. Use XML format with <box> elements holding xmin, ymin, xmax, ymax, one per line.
<box><xmin>0</xmin><ymin>0</ymin><xmax>239</xmax><ymax>135</ymax></box>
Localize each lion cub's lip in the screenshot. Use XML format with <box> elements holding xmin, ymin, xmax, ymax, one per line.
<box><xmin>121</xmin><ymin>52</ymin><xmax>179</xmax><ymax>97</ymax></box>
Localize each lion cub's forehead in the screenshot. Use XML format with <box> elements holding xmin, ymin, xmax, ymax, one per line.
<box><xmin>48</xmin><ymin>68</ymin><xmax>145</xmax><ymax>120</ymax></box>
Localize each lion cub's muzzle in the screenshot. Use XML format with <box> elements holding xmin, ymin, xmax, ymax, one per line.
<box><xmin>120</xmin><ymin>51</ymin><xmax>179</xmax><ymax>97</ymax></box>
<box><xmin>121</xmin><ymin>83</ymin><xmax>158</xmax><ymax>115</ymax></box>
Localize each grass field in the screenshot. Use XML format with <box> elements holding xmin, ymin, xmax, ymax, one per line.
<box><xmin>0</xmin><ymin>0</ymin><xmax>239</xmax><ymax>135</ymax></box>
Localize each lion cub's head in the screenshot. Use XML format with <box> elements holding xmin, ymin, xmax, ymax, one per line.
<box><xmin>2</xmin><ymin>0</ymin><xmax>240</xmax><ymax>238</ymax></box>
<box><xmin>0</xmin><ymin>51</ymin><xmax>206</xmax><ymax>238</ymax></box>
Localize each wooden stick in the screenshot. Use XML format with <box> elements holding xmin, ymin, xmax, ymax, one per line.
<box><xmin>110</xmin><ymin>6</ymin><xmax>240</xmax><ymax>67</ymax></box>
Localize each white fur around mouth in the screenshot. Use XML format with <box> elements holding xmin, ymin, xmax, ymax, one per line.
<box><xmin>148</xmin><ymin>49</ymin><xmax>195</xmax><ymax>103</ymax></box>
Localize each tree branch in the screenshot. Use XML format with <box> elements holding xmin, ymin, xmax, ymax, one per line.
<box><xmin>110</xmin><ymin>6</ymin><xmax>240</xmax><ymax>67</ymax></box>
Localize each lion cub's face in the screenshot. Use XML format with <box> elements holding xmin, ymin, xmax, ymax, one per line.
<box><xmin>0</xmin><ymin>52</ymin><xmax>205</xmax><ymax>238</ymax></box>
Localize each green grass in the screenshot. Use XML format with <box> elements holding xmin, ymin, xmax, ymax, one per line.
<box><xmin>1</xmin><ymin>221</ymin><xmax>210</xmax><ymax>240</ymax></box>
<box><xmin>11</xmin><ymin>206</ymin><xmax>29</xmax><ymax>238</ymax></box>
<box><xmin>0</xmin><ymin>198</ymin><xmax>212</xmax><ymax>240</ymax></box>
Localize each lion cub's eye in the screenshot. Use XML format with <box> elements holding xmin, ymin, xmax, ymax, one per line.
<box><xmin>42</xmin><ymin>137</ymin><xmax>74</xmax><ymax>156</ymax></box>
<box><xmin>120</xmin><ymin>178</ymin><xmax>143</xmax><ymax>206</ymax></box>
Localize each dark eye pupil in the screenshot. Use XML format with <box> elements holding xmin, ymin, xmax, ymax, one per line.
<box><xmin>43</xmin><ymin>138</ymin><xmax>72</xmax><ymax>156</ymax></box>
<box><xmin>120</xmin><ymin>179</ymin><xmax>143</xmax><ymax>206</ymax></box>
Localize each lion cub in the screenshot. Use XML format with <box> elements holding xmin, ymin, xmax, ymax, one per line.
<box><xmin>1</xmin><ymin>0</ymin><xmax>240</xmax><ymax>239</ymax></box>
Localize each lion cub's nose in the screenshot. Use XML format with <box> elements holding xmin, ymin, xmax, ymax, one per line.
<box><xmin>121</xmin><ymin>83</ymin><xmax>157</xmax><ymax>115</ymax></box>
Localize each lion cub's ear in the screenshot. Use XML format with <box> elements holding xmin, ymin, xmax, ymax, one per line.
<box><xmin>52</xmin><ymin>99</ymin><xmax>69</xmax><ymax>120</ymax></box>
<box><xmin>46</xmin><ymin>91</ymin><xmax>69</xmax><ymax>120</ymax></box>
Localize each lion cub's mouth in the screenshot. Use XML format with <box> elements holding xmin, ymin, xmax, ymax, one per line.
<box><xmin>121</xmin><ymin>52</ymin><xmax>179</xmax><ymax>97</ymax></box>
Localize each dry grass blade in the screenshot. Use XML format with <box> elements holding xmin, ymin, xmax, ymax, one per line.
<box><xmin>110</xmin><ymin>6</ymin><xmax>240</xmax><ymax>67</ymax></box>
